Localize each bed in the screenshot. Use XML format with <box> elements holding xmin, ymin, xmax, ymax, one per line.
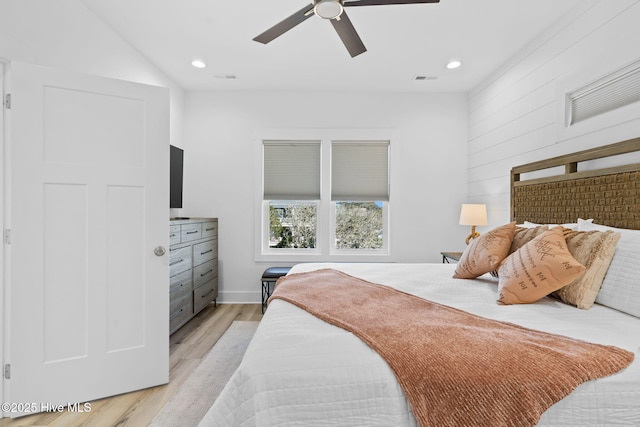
<box><xmin>200</xmin><ymin>138</ymin><xmax>640</xmax><ymax>426</ymax></box>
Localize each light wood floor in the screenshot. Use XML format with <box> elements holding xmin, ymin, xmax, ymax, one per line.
<box><xmin>0</xmin><ymin>303</ymin><xmax>263</xmax><ymax>427</ymax></box>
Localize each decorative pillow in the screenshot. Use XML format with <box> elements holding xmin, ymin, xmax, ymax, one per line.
<box><xmin>497</xmin><ymin>227</ymin><xmax>586</xmax><ymax>305</ymax></box>
<box><xmin>488</xmin><ymin>225</ymin><xmax>549</xmax><ymax>278</ymax></box>
<box><xmin>453</xmin><ymin>222</ymin><xmax>517</xmax><ymax>279</ymax></box>
<box><xmin>578</xmin><ymin>219</ymin><xmax>640</xmax><ymax>318</ymax></box>
<box><xmin>509</xmin><ymin>225</ymin><xmax>549</xmax><ymax>255</ymax></box>
<box><xmin>552</xmin><ymin>229</ymin><xmax>621</xmax><ymax>309</ymax></box>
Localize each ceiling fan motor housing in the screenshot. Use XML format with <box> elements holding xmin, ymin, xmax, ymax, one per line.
<box><xmin>314</xmin><ymin>0</ymin><xmax>344</xmax><ymax>19</ymax></box>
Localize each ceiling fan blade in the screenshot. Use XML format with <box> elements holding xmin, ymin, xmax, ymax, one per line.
<box><xmin>330</xmin><ymin>12</ymin><xmax>367</xmax><ymax>57</ymax></box>
<box><xmin>253</xmin><ymin>4</ymin><xmax>315</xmax><ymax>44</ymax></box>
<box><xmin>344</xmin><ymin>0</ymin><xmax>439</xmax><ymax>6</ymax></box>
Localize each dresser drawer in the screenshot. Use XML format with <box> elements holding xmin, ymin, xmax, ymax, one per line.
<box><xmin>170</xmin><ymin>293</ymin><xmax>193</xmax><ymax>334</ymax></box>
<box><xmin>170</xmin><ymin>286</ymin><xmax>192</xmax><ymax>314</ymax></box>
<box><xmin>169</xmin><ymin>225</ymin><xmax>181</xmax><ymax>245</ymax></box>
<box><xmin>193</xmin><ymin>259</ymin><xmax>217</xmax><ymax>289</ymax></box>
<box><xmin>170</xmin><ymin>269</ymin><xmax>192</xmax><ymax>296</ymax></box>
<box><xmin>201</xmin><ymin>221</ymin><xmax>217</xmax><ymax>239</ymax></box>
<box><xmin>194</xmin><ymin>278</ymin><xmax>217</xmax><ymax>313</ymax></box>
<box><xmin>193</xmin><ymin>239</ymin><xmax>217</xmax><ymax>266</ymax></box>
<box><xmin>169</xmin><ymin>246</ymin><xmax>192</xmax><ymax>277</ymax></box>
<box><xmin>181</xmin><ymin>223</ymin><xmax>202</xmax><ymax>242</ymax></box>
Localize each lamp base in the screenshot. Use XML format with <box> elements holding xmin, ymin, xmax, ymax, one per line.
<box><xmin>465</xmin><ymin>225</ymin><xmax>480</xmax><ymax>245</ymax></box>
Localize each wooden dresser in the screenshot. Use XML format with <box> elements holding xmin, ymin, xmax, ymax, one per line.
<box><xmin>169</xmin><ymin>218</ymin><xmax>218</xmax><ymax>334</ymax></box>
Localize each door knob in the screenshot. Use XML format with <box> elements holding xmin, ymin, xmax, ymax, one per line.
<box><xmin>154</xmin><ymin>246</ymin><xmax>166</xmax><ymax>256</ymax></box>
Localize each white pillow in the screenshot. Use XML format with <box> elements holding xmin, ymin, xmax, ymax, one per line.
<box><xmin>524</xmin><ymin>219</ymin><xmax>592</xmax><ymax>230</ymax></box>
<box><xmin>577</xmin><ymin>218</ymin><xmax>640</xmax><ymax>318</ymax></box>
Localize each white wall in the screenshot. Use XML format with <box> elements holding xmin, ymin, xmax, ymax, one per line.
<box><xmin>183</xmin><ymin>91</ymin><xmax>468</xmax><ymax>303</ymax></box>
<box><xmin>467</xmin><ymin>0</ymin><xmax>640</xmax><ymax>227</ymax></box>
<box><xmin>0</xmin><ymin>0</ymin><xmax>184</xmax><ymax>148</ymax></box>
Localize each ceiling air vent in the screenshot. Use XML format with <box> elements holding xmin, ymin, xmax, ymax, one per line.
<box><xmin>569</xmin><ymin>59</ymin><xmax>640</xmax><ymax>125</ymax></box>
<box><xmin>414</xmin><ymin>75</ymin><xmax>438</xmax><ymax>81</ymax></box>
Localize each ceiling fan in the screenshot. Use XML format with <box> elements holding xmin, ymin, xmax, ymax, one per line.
<box><xmin>253</xmin><ymin>0</ymin><xmax>440</xmax><ymax>58</ymax></box>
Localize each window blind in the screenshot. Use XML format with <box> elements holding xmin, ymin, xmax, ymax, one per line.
<box><xmin>331</xmin><ymin>141</ymin><xmax>389</xmax><ymax>201</ymax></box>
<box><xmin>570</xmin><ymin>61</ymin><xmax>640</xmax><ymax>125</ymax></box>
<box><xmin>263</xmin><ymin>141</ymin><xmax>321</xmax><ymax>200</ymax></box>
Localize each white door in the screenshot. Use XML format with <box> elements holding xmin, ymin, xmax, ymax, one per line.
<box><xmin>4</xmin><ymin>61</ymin><xmax>169</xmax><ymax>416</ymax></box>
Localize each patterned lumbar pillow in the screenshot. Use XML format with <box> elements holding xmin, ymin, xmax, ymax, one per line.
<box><xmin>453</xmin><ymin>222</ymin><xmax>517</xmax><ymax>279</ymax></box>
<box><xmin>497</xmin><ymin>227</ymin><xmax>586</xmax><ymax>305</ymax></box>
<box><xmin>553</xmin><ymin>229</ymin><xmax>621</xmax><ymax>309</ymax></box>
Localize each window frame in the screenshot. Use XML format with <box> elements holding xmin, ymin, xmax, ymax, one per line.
<box><xmin>254</xmin><ymin>129</ymin><xmax>395</xmax><ymax>262</ymax></box>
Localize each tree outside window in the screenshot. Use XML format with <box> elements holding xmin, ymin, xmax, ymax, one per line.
<box><xmin>269</xmin><ymin>201</ymin><xmax>317</xmax><ymax>248</ymax></box>
<box><xmin>334</xmin><ymin>202</ymin><xmax>383</xmax><ymax>249</ymax></box>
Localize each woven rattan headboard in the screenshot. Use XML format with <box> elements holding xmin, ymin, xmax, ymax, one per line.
<box><xmin>511</xmin><ymin>137</ymin><xmax>640</xmax><ymax>229</ymax></box>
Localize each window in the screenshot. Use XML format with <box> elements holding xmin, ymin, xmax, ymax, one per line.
<box><xmin>263</xmin><ymin>141</ymin><xmax>320</xmax><ymax>253</ymax></box>
<box><xmin>569</xmin><ymin>59</ymin><xmax>640</xmax><ymax>125</ymax></box>
<box><xmin>258</xmin><ymin>137</ymin><xmax>390</xmax><ymax>260</ymax></box>
<box><xmin>330</xmin><ymin>141</ymin><xmax>388</xmax><ymax>253</ymax></box>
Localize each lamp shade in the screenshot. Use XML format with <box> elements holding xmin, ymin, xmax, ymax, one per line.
<box><xmin>459</xmin><ymin>204</ymin><xmax>488</xmax><ymax>226</ymax></box>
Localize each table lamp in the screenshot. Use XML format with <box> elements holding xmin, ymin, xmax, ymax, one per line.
<box><xmin>459</xmin><ymin>204</ymin><xmax>488</xmax><ymax>245</ymax></box>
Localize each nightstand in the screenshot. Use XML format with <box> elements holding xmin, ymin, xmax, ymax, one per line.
<box><xmin>441</xmin><ymin>251</ymin><xmax>463</xmax><ymax>263</ymax></box>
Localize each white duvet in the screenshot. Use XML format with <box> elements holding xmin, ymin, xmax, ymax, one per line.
<box><xmin>199</xmin><ymin>263</ymin><xmax>640</xmax><ymax>426</ymax></box>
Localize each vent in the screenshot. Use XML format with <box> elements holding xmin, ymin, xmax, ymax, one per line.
<box><xmin>569</xmin><ymin>60</ymin><xmax>640</xmax><ymax>125</ymax></box>
<box><xmin>414</xmin><ymin>75</ymin><xmax>438</xmax><ymax>81</ymax></box>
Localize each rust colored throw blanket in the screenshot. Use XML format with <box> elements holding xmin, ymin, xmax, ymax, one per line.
<box><xmin>269</xmin><ymin>269</ymin><xmax>634</xmax><ymax>427</ymax></box>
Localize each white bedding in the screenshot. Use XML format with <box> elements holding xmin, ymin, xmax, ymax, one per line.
<box><xmin>199</xmin><ymin>263</ymin><xmax>640</xmax><ymax>426</ymax></box>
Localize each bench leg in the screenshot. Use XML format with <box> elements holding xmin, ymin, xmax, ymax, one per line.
<box><xmin>262</xmin><ymin>281</ymin><xmax>271</xmax><ymax>314</ymax></box>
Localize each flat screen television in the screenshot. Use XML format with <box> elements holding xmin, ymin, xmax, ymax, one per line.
<box><xmin>170</xmin><ymin>145</ymin><xmax>184</xmax><ymax>208</ymax></box>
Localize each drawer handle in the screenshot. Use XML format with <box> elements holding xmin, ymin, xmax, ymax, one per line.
<box><xmin>205</xmin><ymin>228</ymin><xmax>215</xmax><ymax>231</ymax></box>
<box><xmin>170</xmin><ymin>233</ymin><xmax>177</xmax><ymax>237</ymax></box>
<box><xmin>200</xmin><ymin>249</ymin><xmax>213</xmax><ymax>255</ymax></box>
<box><xmin>170</xmin><ymin>259</ymin><xmax>184</xmax><ymax>266</ymax></box>
<box><xmin>186</xmin><ymin>230</ymin><xmax>199</xmax><ymax>235</ymax></box>
<box><xmin>201</xmin><ymin>289</ymin><xmax>215</xmax><ymax>298</ymax></box>
<box><xmin>170</xmin><ymin>308</ymin><xmax>184</xmax><ymax>320</ymax></box>
<box><xmin>200</xmin><ymin>269</ymin><xmax>214</xmax><ymax>277</ymax></box>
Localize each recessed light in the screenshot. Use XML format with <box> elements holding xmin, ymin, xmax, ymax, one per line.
<box><xmin>191</xmin><ymin>60</ymin><xmax>207</xmax><ymax>69</ymax></box>
<box><xmin>446</xmin><ymin>60</ymin><xmax>462</xmax><ymax>69</ymax></box>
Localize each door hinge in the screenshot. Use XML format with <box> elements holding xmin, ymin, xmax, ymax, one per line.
<box><xmin>4</xmin><ymin>93</ymin><xmax>10</xmax><ymax>109</ymax></box>
<box><xmin>4</xmin><ymin>364</ymin><xmax>10</xmax><ymax>380</ymax></box>
<box><xmin>4</xmin><ymin>229</ymin><xmax>10</xmax><ymax>245</ymax></box>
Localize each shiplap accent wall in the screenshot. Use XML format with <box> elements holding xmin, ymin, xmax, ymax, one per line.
<box><xmin>467</xmin><ymin>0</ymin><xmax>640</xmax><ymax>228</ymax></box>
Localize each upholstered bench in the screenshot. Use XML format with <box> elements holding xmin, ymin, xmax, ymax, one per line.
<box><xmin>261</xmin><ymin>267</ymin><xmax>292</xmax><ymax>313</ymax></box>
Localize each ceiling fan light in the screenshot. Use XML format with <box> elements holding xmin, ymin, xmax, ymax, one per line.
<box><xmin>314</xmin><ymin>0</ymin><xmax>344</xmax><ymax>19</ymax></box>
